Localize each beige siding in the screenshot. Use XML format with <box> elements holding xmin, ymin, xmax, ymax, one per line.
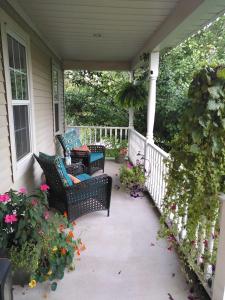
<box><xmin>0</xmin><ymin>29</ymin><xmax>13</xmax><ymax>193</ymax></box>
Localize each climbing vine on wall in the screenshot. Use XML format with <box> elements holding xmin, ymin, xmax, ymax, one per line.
<box><xmin>159</xmin><ymin>66</ymin><xmax>225</xmax><ymax>273</ymax></box>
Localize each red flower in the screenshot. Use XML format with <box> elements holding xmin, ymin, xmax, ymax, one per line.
<box><xmin>68</xmin><ymin>231</ymin><xmax>74</xmax><ymax>238</ymax></box>
<box><xmin>63</xmin><ymin>211</ymin><xmax>68</xmax><ymax>218</ymax></box>
<box><xmin>40</xmin><ymin>184</ymin><xmax>50</xmax><ymax>191</ymax></box>
<box><xmin>171</xmin><ymin>204</ymin><xmax>176</xmax><ymax>211</ymax></box>
<box><xmin>61</xmin><ymin>248</ymin><xmax>67</xmax><ymax>255</ymax></box>
<box><xmin>76</xmin><ymin>250</ymin><xmax>81</xmax><ymax>256</ymax></box>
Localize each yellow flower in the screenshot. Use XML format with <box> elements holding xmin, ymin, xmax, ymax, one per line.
<box><xmin>47</xmin><ymin>270</ymin><xmax>52</xmax><ymax>275</ymax></box>
<box><xmin>52</xmin><ymin>246</ymin><xmax>57</xmax><ymax>252</ymax></box>
<box><xmin>29</xmin><ymin>280</ymin><xmax>37</xmax><ymax>288</ymax></box>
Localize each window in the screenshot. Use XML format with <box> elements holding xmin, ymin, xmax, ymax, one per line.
<box><xmin>7</xmin><ymin>34</ymin><xmax>31</xmax><ymax>161</ymax></box>
<box><xmin>52</xmin><ymin>68</ymin><xmax>60</xmax><ymax>133</ymax></box>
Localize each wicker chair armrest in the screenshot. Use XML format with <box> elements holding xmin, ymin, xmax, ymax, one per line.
<box><xmin>88</xmin><ymin>145</ymin><xmax>105</xmax><ymax>154</ymax></box>
<box><xmin>65</xmin><ymin>174</ymin><xmax>111</xmax><ymax>194</ymax></box>
<box><xmin>65</xmin><ymin>163</ymin><xmax>85</xmax><ymax>176</ymax></box>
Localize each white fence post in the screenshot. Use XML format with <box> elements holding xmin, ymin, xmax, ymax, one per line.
<box><xmin>212</xmin><ymin>194</ymin><xmax>225</xmax><ymax>300</ymax></box>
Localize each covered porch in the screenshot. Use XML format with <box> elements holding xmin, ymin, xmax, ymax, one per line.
<box><xmin>0</xmin><ymin>0</ymin><xmax>225</xmax><ymax>299</ymax></box>
<box><xmin>14</xmin><ymin>160</ymin><xmax>193</xmax><ymax>300</ymax></box>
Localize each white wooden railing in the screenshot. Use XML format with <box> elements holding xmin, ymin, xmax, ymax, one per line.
<box><xmin>67</xmin><ymin>125</ymin><xmax>128</xmax><ymax>145</ymax></box>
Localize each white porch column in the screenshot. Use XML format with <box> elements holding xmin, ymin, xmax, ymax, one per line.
<box><xmin>212</xmin><ymin>194</ymin><xmax>225</xmax><ymax>300</ymax></box>
<box><xmin>129</xmin><ymin>70</ymin><xmax>134</xmax><ymax>128</ymax></box>
<box><xmin>146</xmin><ymin>52</ymin><xmax>159</xmax><ymax>142</ymax></box>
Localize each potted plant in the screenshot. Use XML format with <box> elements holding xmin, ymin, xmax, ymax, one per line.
<box><xmin>116</xmin><ymin>80</ymin><xmax>147</xmax><ymax>109</ymax></box>
<box><xmin>114</xmin><ymin>140</ymin><xmax>128</xmax><ymax>163</ymax></box>
<box><xmin>0</xmin><ymin>186</ymin><xmax>85</xmax><ymax>291</ymax></box>
<box><xmin>119</xmin><ymin>161</ymin><xmax>146</xmax><ymax>197</ymax></box>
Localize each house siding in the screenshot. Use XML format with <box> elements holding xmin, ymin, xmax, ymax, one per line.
<box><xmin>0</xmin><ymin>14</ymin><xmax>65</xmax><ymax>193</ymax></box>
<box><xmin>0</xmin><ymin>28</ymin><xmax>13</xmax><ymax>193</ymax></box>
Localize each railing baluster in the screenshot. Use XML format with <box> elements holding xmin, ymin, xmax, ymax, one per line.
<box><xmin>197</xmin><ymin>216</ymin><xmax>206</xmax><ymax>265</ymax></box>
<box><xmin>94</xmin><ymin>128</ymin><xmax>97</xmax><ymax>144</ymax></box>
<box><xmin>120</xmin><ymin>129</ymin><xmax>122</xmax><ymax>142</ymax></box>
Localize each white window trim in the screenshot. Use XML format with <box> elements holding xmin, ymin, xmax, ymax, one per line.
<box><xmin>52</xmin><ymin>63</ymin><xmax>62</xmax><ymax>135</ymax></box>
<box><xmin>1</xmin><ymin>17</ymin><xmax>36</xmax><ymax>181</ymax></box>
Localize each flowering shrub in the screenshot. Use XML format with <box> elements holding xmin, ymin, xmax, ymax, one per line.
<box><xmin>119</xmin><ymin>161</ymin><xmax>145</xmax><ymax>197</ymax></box>
<box><xmin>0</xmin><ymin>185</ymin><xmax>85</xmax><ymax>291</ymax></box>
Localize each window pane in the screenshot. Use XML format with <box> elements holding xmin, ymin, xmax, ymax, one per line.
<box><xmin>13</xmin><ymin>105</ymin><xmax>30</xmax><ymax>161</ymax></box>
<box><xmin>13</xmin><ymin>39</ymin><xmax>20</xmax><ymax>70</ymax></box>
<box><xmin>10</xmin><ymin>70</ymin><xmax>17</xmax><ymax>100</ymax></box>
<box><xmin>54</xmin><ymin>103</ymin><xmax>59</xmax><ymax>132</ymax></box>
<box><xmin>7</xmin><ymin>36</ymin><xmax>14</xmax><ymax>68</ymax></box>
<box><xmin>15</xmin><ymin>72</ymin><xmax>23</xmax><ymax>100</ymax></box>
<box><xmin>21</xmin><ymin>74</ymin><xmax>28</xmax><ymax>100</ymax></box>
<box><xmin>19</xmin><ymin>44</ymin><xmax>27</xmax><ymax>74</ymax></box>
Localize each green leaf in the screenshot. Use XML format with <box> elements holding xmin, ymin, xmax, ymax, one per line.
<box><xmin>207</xmin><ymin>100</ymin><xmax>220</xmax><ymax>111</ymax></box>
<box><xmin>192</xmin><ymin>131</ymin><xmax>201</xmax><ymax>144</ymax></box>
<box><xmin>190</xmin><ymin>144</ymin><xmax>200</xmax><ymax>153</ymax></box>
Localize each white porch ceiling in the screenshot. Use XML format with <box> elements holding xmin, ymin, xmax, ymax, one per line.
<box><xmin>6</xmin><ymin>0</ymin><xmax>225</xmax><ymax>70</ymax></box>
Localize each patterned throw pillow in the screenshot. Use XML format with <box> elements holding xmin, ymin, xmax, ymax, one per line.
<box><xmin>61</xmin><ymin>130</ymin><xmax>82</xmax><ymax>151</ymax></box>
<box><xmin>68</xmin><ymin>174</ymin><xmax>81</xmax><ymax>184</ymax></box>
<box><xmin>73</xmin><ymin>145</ymin><xmax>91</xmax><ymax>152</ymax></box>
<box><xmin>54</xmin><ymin>156</ymin><xmax>73</xmax><ymax>187</ymax></box>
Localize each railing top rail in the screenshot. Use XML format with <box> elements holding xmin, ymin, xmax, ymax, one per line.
<box><xmin>147</xmin><ymin>141</ymin><xmax>169</xmax><ymax>159</ymax></box>
<box><xmin>67</xmin><ymin>125</ymin><xmax>129</xmax><ymax>130</ymax></box>
<box><xmin>130</xmin><ymin>128</ymin><xmax>146</xmax><ymax>142</ymax></box>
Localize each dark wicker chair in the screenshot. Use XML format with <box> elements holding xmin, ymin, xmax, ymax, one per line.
<box><xmin>57</xmin><ymin>130</ymin><xmax>105</xmax><ymax>175</ymax></box>
<box><xmin>34</xmin><ymin>154</ymin><xmax>112</xmax><ymax>222</ymax></box>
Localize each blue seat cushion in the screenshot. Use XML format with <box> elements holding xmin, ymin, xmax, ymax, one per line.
<box><xmin>90</xmin><ymin>152</ymin><xmax>104</xmax><ymax>163</ymax></box>
<box><xmin>76</xmin><ymin>173</ymin><xmax>92</xmax><ymax>182</ymax></box>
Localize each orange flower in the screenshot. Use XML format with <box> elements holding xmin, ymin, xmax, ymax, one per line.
<box><xmin>63</xmin><ymin>211</ymin><xmax>68</xmax><ymax>218</ymax></box>
<box><xmin>76</xmin><ymin>250</ymin><xmax>80</xmax><ymax>256</ymax></box>
<box><xmin>61</xmin><ymin>248</ymin><xmax>67</xmax><ymax>255</ymax></box>
<box><xmin>68</xmin><ymin>231</ymin><xmax>74</xmax><ymax>238</ymax></box>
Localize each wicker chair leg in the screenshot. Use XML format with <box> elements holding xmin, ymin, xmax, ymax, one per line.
<box><xmin>107</xmin><ymin>209</ymin><xmax>110</xmax><ymax>217</ymax></box>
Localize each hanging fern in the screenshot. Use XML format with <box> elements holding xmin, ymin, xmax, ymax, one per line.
<box><xmin>159</xmin><ymin>66</ymin><xmax>225</xmax><ymax>273</ymax></box>
<box><xmin>116</xmin><ymin>81</ymin><xmax>147</xmax><ymax>109</ymax></box>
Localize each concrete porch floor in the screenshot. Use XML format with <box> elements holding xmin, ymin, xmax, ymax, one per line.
<box><xmin>14</xmin><ymin>161</ymin><xmax>193</xmax><ymax>300</ymax></box>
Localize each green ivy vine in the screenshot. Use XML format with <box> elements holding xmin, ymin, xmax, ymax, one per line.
<box><xmin>159</xmin><ymin>66</ymin><xmax>225</xmax><ymax>270</ymax></box>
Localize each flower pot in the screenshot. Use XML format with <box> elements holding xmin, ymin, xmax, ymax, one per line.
<box><xmin>115</xmin><ymin>154</ymin><xmax>126</xmax><ymax>164</ymax></box>
<box><xmin>12</xmin><ymin>268</ymin><xmax>30</xmax><ymax>286</ymax></box>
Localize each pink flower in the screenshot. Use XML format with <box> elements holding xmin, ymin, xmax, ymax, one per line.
<box><xmin>127</xmin><ymin>162</ymin><xmax>133</xmax><ymax>169</ymax></box>
<box><xmin>44</xmin><ymin>211</ymin><xmax>50</xmax><ymax>220</ymax></box>
<box><xmin>4</xmin><ymin>214</ymin><xmax>18</xmax><ymax>223</ymax></box>
<box><xmin>0</xmin><ymin>194</ymin><xmax>10</xmax><ymax>203</ymax></box>
<box><xmin>19</xmin><ymin>187</ymin><xmax>27</xmax><ymax>194</ymax></box>
<box><xmin>40</xmin><ymin>184</ymin><xmax>50</xmax><ymax>192</ymax></box>
<box><xmin>31</xmin><ymin>199</ymin><xmax>38</xmax><ymax>206</ymax></box>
